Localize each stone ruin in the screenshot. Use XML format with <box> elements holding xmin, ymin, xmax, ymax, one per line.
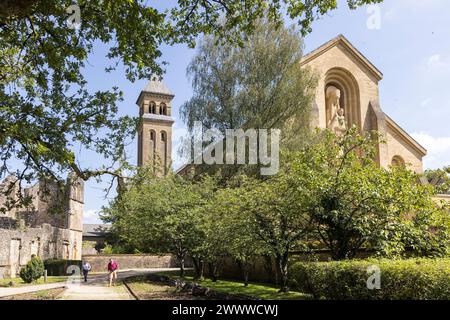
<box><xmin>0</xmin><ymin>174</ymin><xmax>83</xmax><ymax>278</ymax></box>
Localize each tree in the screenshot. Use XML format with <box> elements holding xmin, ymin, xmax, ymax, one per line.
<box><xmin>287</xmin><ymin>128</ymin><xmax>450</xmax><ymax>260</ymax></box>
<box><xmin>1</xmin><ymin>0</ymin><xmax>383</xmax><ymax>208</ymax></box>
<box><xmin>102</xmin><ymin>169</ymin><xmax>215</xmax><ymax>277</ymax></box>
<box><xmin>231</xmin><ymin>174</ymin><xmax>314</xmax><ymax>292</ymax></box>
<box><xmin>181</xmin><ymin>16</ymin><xmax>317</xmax><ymax>147</ymax></box>
<box><xmin>206</xmin><ymin>185</ymin><xmax>270</xmax><ymax>285</ymax></box>
<box><xmin>424</xmin><ymin>167</ymin><xmax>450</xmax><ymax>194</ymax></box>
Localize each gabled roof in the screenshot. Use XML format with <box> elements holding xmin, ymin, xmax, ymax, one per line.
<box><xmin>301</xmin><ymin>34</ymin><xmax>383</xmax><ymax>81</ymax></box>
<box><xmin>384</xmin><ymin>114</ymin><xmax>427</xmax><ymax>157</ymax></box>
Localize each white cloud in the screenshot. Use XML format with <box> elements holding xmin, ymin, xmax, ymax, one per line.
<box><xmin>411</xmin><ymin>132</ymin><xmax>450</xmax><ymax>169</ymax></box>
<box><xmin>427</xmin><ymin>54</ymin><xmax>441</xmax><ymax>67</ymax></box>
<box><xmin>426</xmin><ymin>54</ymin><xmax>450</xmax><ymax>70</ymax></box>
<box><xmin>420</xmin><ymin>98</ymin><xmax>432</xmax><ymax>108</ymax></box>
<box><xmin>83</xmin><ymin>209</ymin><xmax>103</xmax><ymax>224</ymax></box>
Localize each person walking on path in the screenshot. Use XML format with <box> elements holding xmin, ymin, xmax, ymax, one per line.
<box><xmin>82</xmin><ymin>261</ymin><xmax>92</xmax><ymax>282</ymax></box>
<box><xmin>107</xmin><ymin>258</ymin><xmax>118</xmax><ymax>287</ymax></box>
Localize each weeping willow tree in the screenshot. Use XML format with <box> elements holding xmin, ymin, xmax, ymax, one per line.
<box><xmin>181</xmin><ymin>17</ymin><xmax>318</xmax><ymax>150</ymax></box>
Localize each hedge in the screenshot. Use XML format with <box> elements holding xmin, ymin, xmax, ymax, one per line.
<box><xmin>44</xmin><ymin>259</ymin><xmax>82</xmax><ymax>276</ymax></box>
<box><xmin>290</xmin><ymin>258</ymin><xmax>450</xmax><ymax>300</ymax></box>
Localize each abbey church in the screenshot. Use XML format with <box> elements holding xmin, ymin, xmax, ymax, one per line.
<box><xmin>0</xmin><ymin>35</ymin><xmax>435</xmax><ymax>279</ymax></box>
<box><xmin>303</xmin><ymin>35</ymin><xmax>426</xmax><ymax>173</ymax></box>
<box><xmin>137</xmin><ymin>35</ymin><xmax>427</xmax><ymax>174</ymax></box>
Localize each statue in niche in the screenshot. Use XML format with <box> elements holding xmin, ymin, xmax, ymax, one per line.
<box><xmin>326</xmin><ymin>86</ymin><xmax>347</xmax><ymax>135</ymax></box>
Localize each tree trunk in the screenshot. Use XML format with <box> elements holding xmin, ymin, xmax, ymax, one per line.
<box><xmin>276</xmin><ymin>252</ymin><xmax>289</xmax><ymax>292</ymax></box>
<box><xmin>331</xmin><ymin>238</ymin><xmax>356</xmax><ymax>261</ymax></box>
<box><xmin>177</xmin><ymin>253</ymin><xmax>185</xmax><ymax>278</ymax></box>
<box><xmin>209</xmin><ymin>262</ymin><xmax>218</xmax><ymax>282</ymax></box>
<box><xmin>243</xmin><ymin>267</ymin><xmax>250</xmax><ymax>287</ymax></box>
<box><xmin>192</xmin><ymin>257</ymin><xmax>204</xmax><ymax>280</ymax></box>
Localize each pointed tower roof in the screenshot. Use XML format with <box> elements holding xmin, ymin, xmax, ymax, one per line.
<box><xmin>136</xmin><ymin>76</ymin><xmax>175</xmax><ymax>106</ymax></box>
<box><xmin>142</xmin><ymin>76</ymin><xmax>174</xmax><ymax>96</ymax></box>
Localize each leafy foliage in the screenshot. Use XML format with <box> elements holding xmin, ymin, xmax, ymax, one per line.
<box><xmin>222</xmin><ymin>174</ymin><xmax>314</xmax><ymax>292</ymax></box>
<box><xmin>20</xmin><ymin>255</ymin><xmax>44</xmax><ymax>283</ymax></box>
<box><xmin>290</xmin><ymin>258</ymin><xmax>450</xmax><ymax>300</ymax></box>
<box><xmin>171</xmin><ymin>0</ymin><xmax>384</xmax><ymax>40</ymax></box>
<box><xmin>203</xmin><ymin>185</ymin><xmax>270</xmax><ymax>284</ymax></box>
<box><xmin>180</xmin><ymin>16</ymin><xmax>317</xmax><ymax>146</ymax></box>
<box><xmin>102</xmin><ymin>168</ymin><xmax>216</xmax><ymax>277</ymax></box>
<box><xmin>105</xmin><ymin>129</ymin><xmax>450</xmax><ymax>292</ymax></box>
<box><xmin>284</xmin><ymin>128</ymin><xmax>450</xmax><ymax>259</ymax></box>
<box><xmin>424</xmin><ymin>167</ymin><xmax>450</xmax><ymax>194</ymax></box>
<box><xmin>0</xmin><ymin>0</ymin><xmax>383</xmax><ymax>205</ymax></box>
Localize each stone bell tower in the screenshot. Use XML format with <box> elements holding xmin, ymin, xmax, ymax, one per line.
<box><xmin>136</xmin><ymin>77</ymin><xmax>174</xmax><ymax>174</ymax></box>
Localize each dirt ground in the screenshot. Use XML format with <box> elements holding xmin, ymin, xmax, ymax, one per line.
<box><xmin>125</xmin><ymin>281</ymin><xmax>207</xmax><ymax>300</ymax></box>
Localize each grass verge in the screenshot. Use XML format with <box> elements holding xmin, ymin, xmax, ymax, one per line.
<box><xmin>155</xmin><ymin>271</ymin><xmax>309</xmax><ymax>300</ymax></box>
<box><xmin>0</xmin><ymin>276</ymin><xmax>68</xmax><ymax>288</ymax></box>
<box><xmin>0</xmin><ymin>287</ymin><xmax>66</xmax><ymax>300</ymax></box>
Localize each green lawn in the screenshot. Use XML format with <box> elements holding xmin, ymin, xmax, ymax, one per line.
<box><xmin>0</xmin><ymin>287</ymin><xmax>66</xmax><ymax>300</ymax></box>
<box><xmin>0</xmin><ymin>276</ymin><xmax>68</xmax><ymax>288</ymax></box>
<box><xmin>155</xmin><ymin>271</ymin><xmax>309</xmax><ymax>300</ymax></box>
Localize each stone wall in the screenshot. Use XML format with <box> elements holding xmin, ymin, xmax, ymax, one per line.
<box><xmin>0</xmin><ymin>223</ymin><xmax>82</xmax><ymax>278</ymax></box>
<box><xmin>0</xmin><ymin>174</ymin><xmax>84</xmax><ymax>278</ymax></box>
<box><xmin>385</xmin><ymin>120</ymin><xmax>424</xmax><ymax>173</ymax></box>
<box><xmin>82</xmin><ymin>254</ymin><xmax>185</xmax><ymax>273</ymax></box>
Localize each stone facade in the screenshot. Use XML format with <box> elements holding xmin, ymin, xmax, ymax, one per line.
<box><xmin>0</xmin><ymin>174</ymin><xmax>83</xmax><ymax>278</ymax></box>
<box><xmin>301</xmin><ymin>35</ymin><xmax>426</xmax><ymax>173</ymax></box>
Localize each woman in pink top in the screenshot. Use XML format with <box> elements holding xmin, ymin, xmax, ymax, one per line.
<box><xmin>107</xmin><ymin>258</ymin><xmax>118</xmax><ymax>286</ymax></box>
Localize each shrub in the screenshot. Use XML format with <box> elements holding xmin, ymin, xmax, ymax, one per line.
<box><xmin>44</xmin><ymin>259</ymin><xmax>82</xmax><ymax>276</ymax></box>
<box><xmin>20</xmin><ymin>255</ymin><xmax>45</xmax><ymax>283</ymax></box>
<box><xmin>290</xmin><ymin>258</ymin><xmax>450</xmax><ymax>300</ymax></box>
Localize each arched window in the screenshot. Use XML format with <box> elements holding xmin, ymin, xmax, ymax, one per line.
<box><xmin>391</xmin><ymin>155</ymin><xmax>405</xmax><ymax>168</ymax></box>
<box><xmin>150</xmin><ymin>130</ymin><xmax>156</xmax><ymax>168</ymax></box>
<box><xmin>160</xmin><ymin>103</ymin><xmax>167</xmax><ymax>115</ymax></box>
<box><xmin>161</xmin><ymin>131</ymin><xmax>167</xmax><ymax>174</ymax></box>
<box><xmin>149</xmin><ymin>102</ymin><xmax>156</xmax><ymax>114</ymax></box>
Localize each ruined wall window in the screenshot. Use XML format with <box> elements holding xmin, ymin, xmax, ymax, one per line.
<box><xmin>149</xmin><ymin>102</ymin><xmax>156</xmax><ymax>114</ymax></box>
<box><xmin>391</xmin><ymin>155</ymin><xmax>405</xmax><ymax>168</ymax></box>
<box><xmin>160</xmin><ymin>103</ymin><xmax>167</xmax><ymax>115</ymax></box>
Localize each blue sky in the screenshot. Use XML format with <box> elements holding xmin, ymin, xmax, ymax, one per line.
<box><xmin>79</xmin><ymin>0</ymin><xmax>450</xmax><ymax>223</ymax></box>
